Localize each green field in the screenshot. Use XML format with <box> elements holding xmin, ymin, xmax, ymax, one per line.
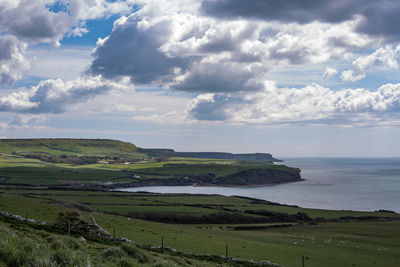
<box><xmin>0</xmin><ymin>188</ymin><xmax>399</xmax><ymax>267</ymax></box>
<box><xmin>0</xmin><ymin>153</ymin><xmax>297</xmax><ymax>186</ymax></box>
<box><xmin>0</xmin><ymin>139</ymin><xmax>399</xmax><ymax>266</ymax></box>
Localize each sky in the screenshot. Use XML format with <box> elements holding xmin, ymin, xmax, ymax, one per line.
<box><xmin>1</xmin><ymin>0</ymin><xmax>400</xmax><ymax>157</ymax></box>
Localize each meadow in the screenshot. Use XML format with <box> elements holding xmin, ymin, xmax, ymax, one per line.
<box><xmin>0</xmin><ymin>188</ymin><xmax>399</xmax><ymax>267</ymax></box>
<box><xmin>0</xmin><ymin>139</ymin><xmax>399</xmax><ymax>266</ymax></box>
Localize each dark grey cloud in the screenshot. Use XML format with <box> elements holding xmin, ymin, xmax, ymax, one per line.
<box><xmin>9</xmin><ymin>12</ymin><xmax>70</xmax><ymax>40</ymax></box>
<box><xmin>172</xmin><ymin>62</ymin><xmax>264</xmax><ymax>92</ymax></box>
<box><xmin>0</xmin><ymin>0</ymin><xmax>72</xmax><ymax>43</ymax></box>
<box><xmin>90</xmin><ymin>16</ymin><xmax>193</xmax><ymax>84</ymax></box>
<box><xmin>0</xmin><ymin>35</ymin><xmax>15</xmax><ymax>60</ymax></box>
<box><xmin>200</xmin><ymin>0</ymin><xmax>400</xmax><ymax>38</ymax></box>
<box><xmin>200</xmin><ymin>0</ymin><xmax>363</xmax><ymax>23</ymax></box>
<box><xmin>356</xmin><ymin>3</ymin><xmax>400</xmax><ymax>39</ymax></box>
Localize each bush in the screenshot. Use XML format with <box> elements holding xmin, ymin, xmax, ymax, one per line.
<box><xmin>121</xmin><ymin>243</ymin><xmax>149</xmax><ymax>263</ymax></box>
<box><xmin>119</xmin><ymin>257</ymin><xmax>136</xmax><ymax>267</ymax></box>
<box><xmin>101</xmin><ymin>246</ymin><xmax>126</xmax><ymax>261</ymax></box>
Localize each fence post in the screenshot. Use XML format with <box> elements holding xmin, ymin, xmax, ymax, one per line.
<box><xmin>68</xmin><ymin>219</ymin><xmax>70</xmax><ymax>236</ymax></box>
<box><xmin>225</xmin><ymin>244</ymin><xmax>228</xmax><ymax>261</ymax></box>
<box><xmin>161</xmin><ymin>236</ymin><xmax>164</xmax><ymax>253</ymax></box>
<box><xmin>302</xmin><ymin>255</ymin><xmax>305</xmax><ymax>267</ymax></box>
<box><xmin>113</xmin><ymin>228</ymin><xmax>116</xmax><ymax>240</ymax></box>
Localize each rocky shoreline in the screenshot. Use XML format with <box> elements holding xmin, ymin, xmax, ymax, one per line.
<box><xmin>57</xmin><ymin>167</ymin><xmax>302</xmax><ymax>191</ymax></box>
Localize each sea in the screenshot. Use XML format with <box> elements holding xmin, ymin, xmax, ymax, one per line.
<box><xmin>120</xmin><ymin>158</ymin><xmax>400</xmax><ymax>212</ymax></box>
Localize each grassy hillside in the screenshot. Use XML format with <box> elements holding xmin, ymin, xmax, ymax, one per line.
<box><xmin>0</xmin><ymin>213</ymin><xmax>239</xmax><ymax>267</ymax></box>
<box><xmin>0</xmin><ymin>139</ymin><xmax>139</xmax><ymax>156</ymax></box>
<box><xmin>0</xmin><ymin>139</ymin><xmax>145</xmax><ymax>164</ymax></box>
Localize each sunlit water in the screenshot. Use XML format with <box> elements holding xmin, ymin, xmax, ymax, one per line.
<box><xmin>120</xmin><ymin>158</ymin><xmax>400</xmax><ymax>212</ymax></box>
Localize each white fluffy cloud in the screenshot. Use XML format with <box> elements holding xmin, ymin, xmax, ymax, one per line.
<box><xmin>341</xmin><ymin>45</ymin><xmax>400</xmax><ymax>82</ymax></box>
<box><xmin>0</xmin><ymin>35</ymin><xmax>29</xmax><ymax>85</ymax></box>
<box><xmin>323</xmin><ymin>67</ymin><xmax>338</xmax><ymax>80</ymax></box>
<box><xmin>68</xmin><ymin>0</ymin><xmax>135</xmax><ymax>21</ymax></box>
<box><xmin>188</xmin><ymin>82</ymin><xmax>400</xmax><ymax>125</ymax></box>
<box><xmin>0</xmin><ymin>75</ymin><xmax>132</xmax><ymax>113</ymax></box>
<box><xmin>90</xmin><ymin>0</ymin><xmax>377</xmax><ymax>93</ymax></box>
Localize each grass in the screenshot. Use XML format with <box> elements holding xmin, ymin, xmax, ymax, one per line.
<box><xmin>0</xmin><ymin>138</ymin><xmax>143</xmax><ymax>158</ymax></box>
<box><xmin>0</xmin><ymin>153</ymin><xmax>296</xmax><ymax>186</ymax></box>
<box><xmin>0</xmin><ymin>215</ymin><xmax>231</xmax><ymax>267</ymax></box>
<box><xmin>0</xmin><ymin>189</ymin><xmax>399</xmax><ymax>266</ymax></box>
<box><xmin>2</xmin><ymin>189</ymin><xmax>397</xmax><ymax>221</ymax></box>
<box><xmin>0</xmin><ymin>156</ymin><xmax>131</xmax><ymax>185</ymax></box>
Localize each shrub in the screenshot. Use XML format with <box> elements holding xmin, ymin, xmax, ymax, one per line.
<box><xmin>121</xmin><ymin>243</ymin><xmax>149</xmax><ymax>263</ymax></box>
<box><xmin>100</xmin><ymin>246</ymin><xmax>126</xmax><ymax>261</ymax></box>
<box><xmin>119</xmin><ymin>256</ymin><xmax>136</xmax><ymax>267</ymax></box>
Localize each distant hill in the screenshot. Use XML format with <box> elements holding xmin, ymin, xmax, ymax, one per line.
<box><xmin>0</xmin><ymin>138</ymin><xmax>281</xmax><ymax>163</ymax></box>
<box><xmin>138</xmin><ymin>148</ymin><xmax>282</xmax><ymax>162</ymax></box>
<box><xmin>0</xmin><ymin>138</ymin><xmax>138</xmax><ymax>155</ymax></box>
<box><xmin>0</xmin><ymin>138</ymin><xmax>145</xmax><ymax>164</ymax></box>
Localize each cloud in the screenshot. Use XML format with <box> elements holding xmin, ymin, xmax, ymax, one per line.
<box><xmin>200</xmin><ymin>0</ymin><xmax>361</xmax><ymax>23</ymax></box>
<box><xmin>0</xmin><ymin>75</ymin><xmax>132</xmax><ymax>113</ymax></box>
<box><xmin>90</xmin><ymin>14</ymin><xmax>192</xmax><ymax>84</ymax></box>
<box><xmin>341</xmin><ymin>45</ymin><xmax>400</xmax><ymax>82</ymax></box>
<box><xmin>200</xmin><ymin>0</ymin><xmax>400</xmax><ymax>39</ymax></box>
<box><xmin>0</xmin><ymin>1</ymin><xmax>136</xmax><ymax>84</ymax></box>
<box><xmin>89</xmin><ymin>0</ymin><xmax>376</xmax><ymax>93</ymax></box>
<box><xmin>0</xmin><ymin>35</ymin><xmax>29</xmax><ymax>85</ymax></box>
<box><xmin>171</xmin><ymin>61</ymin><xmax>264</xmax><ymax>92</ymax></box>
<box><xmin>0</xmin><ymin>0</ymin><xmax>136</xmax><ymax>45</ymax></box>
<box><xmin>188</xmin><ymin>81</ymin><xmax>400</xmax><ymax>126</ymax></box>
<box><xmin>323</xmin><ymin>67</ymin><xmax>338</xmax><ymax>80</ymax></box>
<box><xmin>0</xmin><ymin>0</ymin><xmax>72</xmax><ymax>45</ymax></box>
<box><xmin>9</xmin><ymin>114</ymin><xmax>48</xmax><ymax>127</ymax></box>
<box><xmin>68</xmin><ymin>0</ymin><xmax>135</xmax><ymax>21</ymax></box>
<box><xmin>132</xmin><ymin>111</ymin><xmax>188</xmax><ymax>124</ymax></box>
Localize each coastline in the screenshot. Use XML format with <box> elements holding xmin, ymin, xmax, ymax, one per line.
<box><xmin>115</xmin><ymin>178</ymin><xmax>306</xmax><ymax>190</ymax></box>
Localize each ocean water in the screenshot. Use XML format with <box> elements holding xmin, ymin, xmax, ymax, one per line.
<box><xmin>120</xmin><ymin>158</ymin><xmax>400</xmax><ymax>212</ymax></box>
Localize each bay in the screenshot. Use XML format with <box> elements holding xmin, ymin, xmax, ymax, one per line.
<box><xmin>120</xmin><ymin>158</ymin><xmax>400</xmax><ymax>212</ymax></box>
